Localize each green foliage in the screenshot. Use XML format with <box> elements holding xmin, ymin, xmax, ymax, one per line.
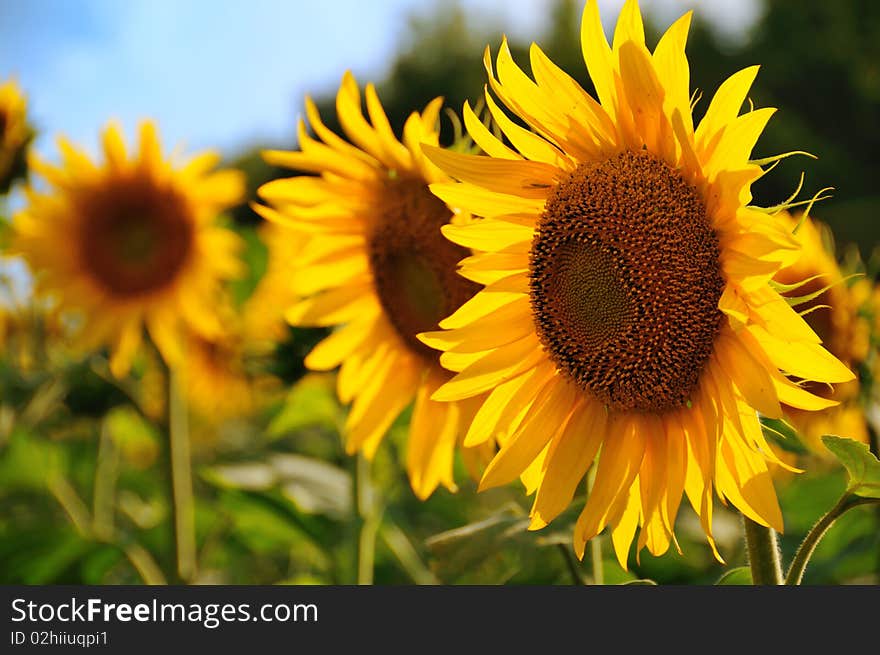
<box><xmin>715</xmin><ymin>567</ymin><xmax>753</xmax><ymax>585</ymax></box>
<box><xmin>228</xmin><ymin>225</ymin><xmax>269</xmax><ymax>307</ymax></box>
<box><xmin>268</xmin><ymin>375</ymin><xmax>340</xmax><ymax>438</ymax></box>
<box><xmin>821</xmin><ymin>435</ymin><xmax>880</xmax><ymax>499</ymax></box>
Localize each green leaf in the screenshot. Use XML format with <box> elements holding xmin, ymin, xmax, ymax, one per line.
<box><xmin>267</xmin><ymin>375</ymin><xmax>339</xmax><ymax>438</ymax></box>
<box><xmin>104</xmin><ymin>406</ymin><xmax>160</xmax><ymax>469</ymax></box>
<box><xmin>273</xmin><ymin>454</ymin><xmax>351</xmax><ymax>519</ymax></box>
<box><xmin>822</xmin><ymin>435</ymin><xmax>880</xmax><ymax>498</ymax></box>
<box><xmin>227</xmin><ymin>225</ymin><xmax>268</xmax><ymax>307</ymax></box>
<box><xmin>715</xmin><ymin>566</ymin><xmax>753</xmax><ymax>585</ymax></box>
<box><xmin>424</xmin><ymin>506</ymin><xmax>531</xmax><ymax>583</ymax></box>
<box><xmin>202</xmin><ymin>454</ymin><xmax>350</xmax><ymax>519</ymax></box>
<box><xmin>0</xmin><ymin>430</ymin><xmax>66</xmax><ymax>491</ymax></box>
<box><xmin>620</xmin><ymin>579</ymin><xmax>658</xmax><ymax>585</ymax></box>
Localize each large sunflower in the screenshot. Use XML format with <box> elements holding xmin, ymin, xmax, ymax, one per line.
<box><xmin>12</xmin><ymin>121</ymin><xmax>244</xmax><ymax>377</ymax></box>
<box><xmin>0</xmin><ymin>78</ymin><xmax>32</xmax><ymax>192</ymax></box>
<box><xmin>772</xmin><ymin>212</ymin><xmax>873</xmax><ymax>450</ymax></box>
<box><xmin>420</xmin><ymin>0</ymin><xmax>854</xmax><ymax>565</ymax></box>
<box><xmin>254</xmin><ymin>73</ymin><xmax>491</xmax><ymax>499</ymax></box>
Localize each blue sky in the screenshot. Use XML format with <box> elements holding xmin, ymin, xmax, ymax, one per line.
<box><xmin>0</xmin><ymin>0</ymin><xmax>758</xmax><ymax>161</ymax></box>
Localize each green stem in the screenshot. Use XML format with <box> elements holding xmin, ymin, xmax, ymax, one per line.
<box><xmin>380</xmin><ymin>519</ymin><xmax>439</xmax><ymax>585</ymax></box>
<box><xmin>48</xmin><ymin>475</ymin><xmax>91</xmax><ymax>534</ymax></box>
<box><xmin>784</xmin><ymin>494</ymin><xmax>878</xmax><ymax>585</ymax></box>
<box><xmin>352</xmin><ymin>453</ymin><xmax>378</xmax><ymax>585</ymax></box>
<box><xmin>742</xmin><ymin>515</ymin><xmax>782</xmax><ymax>585</ymax></box>
<box><xmin>92</xmin><ymin>420</ymin><xmax>118</xmax><ymax>540</ymax></box>
<box><xmin>167</xmin><ymin>365</ymin><xmax>196</xmax><ymax>583</ymax></box>
<box><xmin>48</xmin><ymin>474</ymin><xmax>166</xmax><ymax>584</ymax></box>
<box><xmin>590</xmin><ymin>536</ymin><xmax>604</xmax><ymax>585</ymax></box>
<box><xmin>558</xmin><ymin>544</ymin><xmax>587</xmax><ymax>585</ymax></box>
<box><xmin>122</xmin><ymin>543</ymin><xmax>168</xmax><ymax>585</ymax></box>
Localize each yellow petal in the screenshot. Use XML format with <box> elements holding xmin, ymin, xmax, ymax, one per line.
<box><xmin>285</xmin><ymin>283</ymin><xmax>378</xmax><ymax>327</ymax></box>
<box><xmin>715</xmin><ymin>331</ymin><xmax>782</xmax><ymax>419</ymax></box>
<box><xmin>407</xmin><ymin>375</ymin><xmax>461</xmax><ymax>499</ymax></box>
<box><xmin>441</xmin><ymin>219</ymin><xmax>533</xmax><ymax>253</ymax></box>
<box><xmin>365</xmin><ymin>83</ymin><xmax>412</xmax><ymax>170</ymax></box>
<box><xmin>419</xmin><ymin>296</ymin><xmax>532</xmax><ymax>353</ymax></box>
<box><xmin>345</xmin><ymin>351</ymin><xmax>419</xmax><ymax>457</ymax></box>
<box><xmin>653</xmin><ymin>10</ymin><xmax>694</xmax><ymax>136</ymax></box>
<box><xmin>102</xmin><ymin>121</ymin><xmax>128</xmax><ymax>170</ymax></box>
<box><xmin>530</xmin><ymin>400</ymin><xmax>606</xmax><ymax>528</ymax></box>
<box><xmin>529</xmin><ymin>43</ymin><xmax>614</xmax><ymax>154</ymax></box>
<box><xmin>463</xmin><ymin>362</ymin><xmax>555</xmax><ymax>447</ymax></box>
<box><xmin>574</xmin><ymin>413</ymin><xmax>647</xmax><ymax>550</ymax></box>
<box><xmin>479</xmin><ymin>378</ymin><xmax>578</xmax><ymax>490</ymax></box>
<box><xmin>610</xmin><ymin>482</ymin><xmax>641</xmax><ymax>569</ymax></box>
<box><xmin>580</xmin><ymin>0</ymin><xmax>616</xmax><ymax>111</ymax></box>
<box><xmin>429</xmin><ymin>182</ymin><xmax>545</xmax><ymax>220</ymax></box>
<box><xmin>423</xmin><ymin>145</ymin><xmax>558</xmax><ymax>199</ymax></box>
<box><xmin>695</xmin><ymin>65</ymin><xmax>760</xmax><ymax>151</ymax></box>
<box><xmin>716</xmin><ymin>432</ymin><xmax>783</xmax><ymax>532</ymax></box>
<box><xmin>304</xmin><ymin>95</ymin><xmax>378</xmax><ymax>168</ymax></box>
<box><xmin>137</xmin><ymin>120</ymin><xmax>162</xmax><ymax>173</ymax></box>
<box><xmin>462</xmin><ymin>100</ymin><xmax>520</xmax><ymax>160</ymax></box>
<box><xmin>305</xmin><ymin>318</ymin><xmax>380</xmax><ymax>371</ymax></box>
<box><xmin>431</xmin><ymin>333</ymin><xmax>544</xmax><ymax>401</ymax></box>
<box><xmin>439</xmin><ymin>289</ymin><xmax>528</xmax><ymax>330</ymax></box>
<box><xmin>110</xmin><ymin>319</ymin><xmax>143</xmax><ymax>378</ymax></box>
<box><xmin>704</xmin><ymin>107</ymin><xmax>776</xmax><ymax>178</ymax></box>
<box><xmin>483</xmin><ymin>83</ymin><xmax>572</xmax><ymax>167</ymax></box>
<box><xmin>748</xmin><ymin>325</ymin><xmax>855</xmax><ymax>384</ymax></box>
<box><xmin>612</xmin><ymin>0</ymin><xmax>645</xmax><ymax>50</ymax></box>
<box><xmin>335</xmin><ymin>71</ymin><xmax>389</xmax><ymax>167</ymax></box>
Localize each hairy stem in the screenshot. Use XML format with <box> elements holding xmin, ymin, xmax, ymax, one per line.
<box><xmin>742</xmin><ymin>515</ymin><xmax>782</xmax><ymax>585</ymax></box>
<box><xmin>785</xmin><ymin>494</ymin><xmax>878</xmax><ymax>585</ymax></box>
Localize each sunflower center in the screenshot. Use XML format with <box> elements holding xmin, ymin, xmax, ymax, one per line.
<box><xmin>0</xmin><ymin>111</ymin><xmax>7</xmax><ymax>139</ymax></box>
<box><xmin>368</xmin><ymin>175</ymin><xmax>479</xmax><ymax>359</ymax></box>
<box><xmin>77</xmin><ymin>175</ymin><xmax>194</xmax><ymax>297</ymax></box>
<box><xmin>530</xmin><ymin>150</ymin><xmax>724</xmax><ymax>413</ymax></box>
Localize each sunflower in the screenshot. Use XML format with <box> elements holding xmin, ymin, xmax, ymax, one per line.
<box><xmin>181</xmin><ymin>307</ymin><xmax>280</xmax><ymax>421</ymax></box>
<box><xmin>0</xmin><ymin>78</ymin><xmax>32</xmax><ymax>192</ymax></box>
<box><xmin>254</xmin><ymin>73</ymin><xmax>491</xmax><ymax>499</ymax></box>
<box><xmin>12</xmin><ymin>121</ymin><xmax>245</xmax><ymax>377</ymax></box>
<box><xmin>772</xmin><ymin>212</ymin><xmax>873</xmax><ymax>450</ymax></box>
<box><xmin>420</xmin><ymin>0</ymin><xmax>853</xmax><ymax>565</ymax></box>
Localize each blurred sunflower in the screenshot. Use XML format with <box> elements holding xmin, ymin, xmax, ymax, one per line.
<box><xmin>11</xmin><ymin>121</ymin><xmax>245</xmax><ymax>377</ymax></box>
<box><xmin>420</xmin><ymin>0</ymin><xmax>853</xmax><ymax>565</ymax></box>
<box><xmin>254</xmin><ymin>73</ymin><xmax>490</xmax><ymax>499</ymax></box>
<box><xmin>0</xmin><ymin>78</ymin><xmax>32</xmax><ymax>193</ymax></box>
<box><xmin>772</xmin><ymin>212</ymin><xmax>873</xmax><ymax>450</ymax></box>
<box><xmin>0</xmin><ymin>294</ymin><xmax>70</xmax><ymax>373</ymax></box>
<box><xmin>181</xmin><ymin>309</ymin><xmax>280</xmax><ymax>421</ymax></box>
<box><xmin>242</xmin><ymin>222</ymin><xmax>303</xmax><ymax>344</ymax></box>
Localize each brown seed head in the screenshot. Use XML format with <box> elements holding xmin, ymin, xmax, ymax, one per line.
<box><xmin>530</xmin><ymin>150</ymin><xmax>724</xmax><ymax>413</ymax></box>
